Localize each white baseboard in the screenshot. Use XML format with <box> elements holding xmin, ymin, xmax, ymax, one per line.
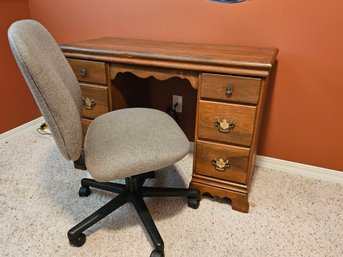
<box><xmin>0</xmin><ymin>116</ymin><xmax>44</xmax><ymax>143</ymax></box>
<box><xmin>1</xmin><ymin>117</ymin><xmax>342</xmax><ymax>184</ymax></box>
<box><xmin>255</xmin><ymin>155</ymin><xmax>343</xmax><ymax>184</ymax></box>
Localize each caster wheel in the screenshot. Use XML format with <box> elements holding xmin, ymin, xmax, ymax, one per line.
<box><xmin>79</xmin><ymin>186</ymin><xmax>91</xmax><ymax>197</ymax></box>
<box><xmin>188</xmin><ymin>198</ymin><xmax>200</xmax><ymax>209</ymax></box>
<box><xmin>150</xmin><ymin>249</ymin><xmax>164</xmax><ymax>257</ymax></box>
<box><xmin>69</xmin><ymin>233</ymin><xmax>86</xmax><ymax>247</ymax></box>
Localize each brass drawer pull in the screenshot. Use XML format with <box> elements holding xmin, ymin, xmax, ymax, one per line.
<box><xmin>80</xmin><ymin>68</ymin><xmax>87</xmax><ymax>78</ymax></box>
<box><xmin>214</xmin><ymin>119</ymin><xmax>235</xmax><ymax>133</ymax></box>
<box><xmin>82</xmin><ymin>96</ymin><xmax>96</xmax><ymax>110</ymax></box>
<box><xmin>226</xmin><ymin>86</ymin><xmax>233</xmax><ymax>97</ymax></box>
<box><xmin>211</xmin><ymin>158</ymin><xmax>230</xmax><ymax>171</ymax></box>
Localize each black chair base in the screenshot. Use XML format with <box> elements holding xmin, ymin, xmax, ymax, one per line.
<box><xmin>67</xmin><ymin>171</ymin><xmax>200</xmax><ymax>257</ymax></box>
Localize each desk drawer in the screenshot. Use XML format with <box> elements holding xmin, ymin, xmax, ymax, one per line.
<box><xmin>195</xmin><ymin>140</ymin><xmax>249</xmax><ymax>184</ymax></box>
<box><xmin>82</xmin><ymin>118</ymin><xmax>92</xmax><ymax>139</ymax></box>
<box><xmin>80</xmin><ymin>83</ymin><xmax>109</xmax><ymax>119</ymax></box>
<box><xmin>68</xmin><ymin>58</ymin><xmax>107</xmax><ymax>84</ymax></box>
<box><xmin>198</xmin><ymin>100</ymin><xmax>256</xmax><ymax>146</ymax></box>
<box><xmin>201</xmin><ymin>73</ymin><xmax>261</xmax><ymax>104</ymax></box>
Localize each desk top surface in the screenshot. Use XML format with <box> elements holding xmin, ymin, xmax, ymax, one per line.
<box><xmin>61</xmin><ymin>37</ymin><xmax>278</xmax><ymax>71</ymax></box>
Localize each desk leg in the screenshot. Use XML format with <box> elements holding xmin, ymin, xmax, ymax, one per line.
<box><xmin>231</xmin><ymin>194</ymin><xmax>249</xmax><ymax>213</ymax></box>
<box><xmin>190</xmin><ymin>180</ymin><xmax>249</xmax><ymax>213</ymax></box>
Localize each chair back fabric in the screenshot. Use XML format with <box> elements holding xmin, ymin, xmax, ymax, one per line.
<box><xmin>8</xmin><ymin>20</ymin><xmax>83</xmax><ymax>161</ymax></box>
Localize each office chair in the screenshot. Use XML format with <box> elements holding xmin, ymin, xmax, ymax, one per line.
<box><xmin>8</xmin><ymin>20</ymin><xmax>200</xmax><ymax>257</ymax></box>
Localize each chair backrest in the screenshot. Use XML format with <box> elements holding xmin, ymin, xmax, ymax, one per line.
<box><xmin>8</xmin><ymin>20</ymin><xmax>83</xmax><ymax>161</ymax></box>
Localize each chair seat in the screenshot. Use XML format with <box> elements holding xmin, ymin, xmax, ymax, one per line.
<box><xmin>84</xmin><ymin>108</ymin><xmax>190</xmax><ymax>182</ymax></box>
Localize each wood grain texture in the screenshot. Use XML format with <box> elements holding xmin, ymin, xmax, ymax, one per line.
<box><xmin>201</xmin><ymin>73</ymin><xmax>261</xmax><ymax>104</ymax></box>
<box><xmin>80</xmin><ymin>83</ymin><xmax>109</xmax><ymax>119</ymax></box>
<box><xmin>68</xmin><ymin>58</ymin><xmax>107</xmax><ymax>84</ymax></box>
<box><xmin>195</xmin><ymin>140</ymin><xmax>250</xmax><ymax>184</ymax></box>
<box><xmin>190</xmin><ymin>179</ymin><xmax>249</xmax><ymax>213</ymax></box>
<box><xmin>61</xmin><ymin>37</ymin><xmax>278</xmax><ymax>77</ymax></box>
<box><xmin>198</xmin><ymin>100</ymin><xmax>256</xmax><ymax>146</ymax></box>
<box><xmin>110</xmin><ymin>64</ymin><xmax>199</xmax><ymax>89</ymax></box>
<box><xmin>81</xmin><ymin>118</ymin><xmax>92</xmax><ymax>140</ymax></box>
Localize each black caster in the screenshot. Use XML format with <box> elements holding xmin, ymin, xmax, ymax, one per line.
<box><xmin>150</xmin><ymin>249</ymin><xmax>164</xmax><ymax>257</ymax></box>
<box><xmin>69</xmin><ymin>233</ymin><xmax>86</xmax><ymax>247</ymax></box>
<box><xmin>79</xmin><ymin>186</ymin><xmax>91</xmax><ymax>197</ymax></box>
<box><xmin>188</xmin><ymin>198</ymin><xmax>200</xmax><ymax>209</ymax></box>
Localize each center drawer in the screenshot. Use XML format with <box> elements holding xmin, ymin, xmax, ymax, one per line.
<box><xmin>198</xmin><ymin>100</ymin><xmax>256</xmax><ymax>146</ymax></box>
<box><xmin>195</xmin><ymin>140</ymin><xmax>250</xmax><ymax>184</ymax></box>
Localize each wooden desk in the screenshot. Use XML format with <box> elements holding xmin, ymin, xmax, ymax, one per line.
<box><xmin>61</xmin><ymin>37</ymin><xmax>278</xmax><ymax>213</ymax></box>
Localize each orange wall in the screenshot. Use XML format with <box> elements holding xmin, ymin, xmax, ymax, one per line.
<box><xmin>4</xmin><ymin>0</ymin><xmax>342</xmax><ymax>171</ymax></box>
<box><xmin>0</xmin><ymin>0</ymin><xmax>40</xmax><ymax>133</ymax></box>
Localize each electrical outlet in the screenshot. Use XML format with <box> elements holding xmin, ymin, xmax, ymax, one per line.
<box><xmin>172</xmin><ymin>95</ymin><xmax>183</xmax><ymax>113</ymax></box>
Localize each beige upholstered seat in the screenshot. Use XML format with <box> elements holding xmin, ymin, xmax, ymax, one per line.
<box><xmin>85</xmin><ymin>108</ymin><xmax>189</xmax><ymax>182</ymax></box>
<box><xmin>8</xmin><ymin>19</ymin><xmax>199</xmax><ymax>257</ymax></box>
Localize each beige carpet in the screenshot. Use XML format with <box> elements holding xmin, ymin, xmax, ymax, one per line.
<box><xmin>0</xmin><ymin>129</ymin><xmax>342</xmax><ymax>257</ymax></box>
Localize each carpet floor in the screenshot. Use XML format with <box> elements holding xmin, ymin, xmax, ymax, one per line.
<box><xmin>0</xmin><ymin>129</ymin><xmax>342</xmax><ymax>257</ymax></box>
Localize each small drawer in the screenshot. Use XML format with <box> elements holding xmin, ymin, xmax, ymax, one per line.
<box><xmin>81</xmin><ymin>118</ymin><xmax>92</xmax><ymax>139</ymax></box>
<box><xmin>201</xmin><ymin>73</ymin><xmax>261</xmax><ymax>104</ymax></box>
<box><xmin>68</xmin><ymin>58</ymin><xmax>107</xmax><ymax>84</ymax></box>
<box><xmin>80</xmin><ymin>83</ymin><xmax>109</xmax><ymax>119</ymax></box>
<box><xmin>198</xmin><ymin>100</ymin><xmax>256</xmax><ymax>146</ymax></box>
<box><xmin>195</xmin><ymin>140</ymin><xmax>250</xmax><ymax>184</ymax></box>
